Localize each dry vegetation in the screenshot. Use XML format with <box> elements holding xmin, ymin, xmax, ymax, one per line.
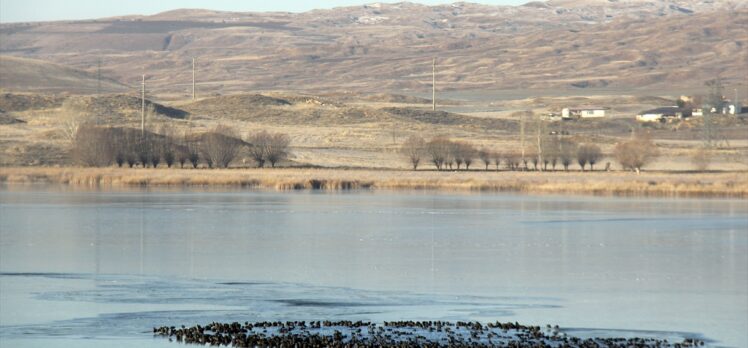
<box><xmin>1</xmin><ymin>167</ymin><xmax>747</xmax><ymax>198</ymax></box>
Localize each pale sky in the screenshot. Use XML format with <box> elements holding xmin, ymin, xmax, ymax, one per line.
<box><xmin>0</xmin><ymin>0</ymin><xmax>528</xmax><ymax>23</ymax></box>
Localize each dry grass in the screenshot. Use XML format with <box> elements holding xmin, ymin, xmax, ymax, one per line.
<box><xmin>2</xmin><ymin>167</ymin><xmax>747</xmax><ymax>198</ymax></box>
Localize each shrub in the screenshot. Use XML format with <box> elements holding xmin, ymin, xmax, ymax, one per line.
<box><xmin>614</xmin><ymin>134</ymin><xmax>659</xmax><ymax>174</ymax></box>
<box><xmin>691</xmin><ymin>148</ymin><xmax>711</xmax><ymax>171</ymax></box>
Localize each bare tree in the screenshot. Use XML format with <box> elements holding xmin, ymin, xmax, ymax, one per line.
<box><xmin>478</xmin><ymin>148</ymin><xmax>492</xmax><ymax>170</ymax></box>
<box><xmin>457</xmin><ymin>142</ymin><xmax>477</xmax><ymax>170</ymax></box>
<box><xmin>401</xmin><ymin>135</ymin><xmax>426</xmax><ymax>170</ymax></box>
<box><xmin>179</xmin><ymin>130</ymin><xmax>200</xmax><ymax>169</ymax></box>
<box><xmin>445</xmin><ymin>141</ymin><xmax>456</xmax><ymax>170</ymax></box>
<box><xmin>266</xmin><ymin>133</ymin><xmax>291</xmax><ymax>168</ymax></box>
<box><xmin>71</xmin><ymin>124</ymin><xmax>116</xmax><ymax>167</ymax></box>
<box><xmin>528</xmin><ymin>148</ymin><xmax>539</xmax><ymax>171</ymax></box>
<box><xmin>59</xmin><ymin>99</ymin><xmax>91</xmax><ymax>143</ymax></box>
<box><xmin>176</xmin><ymin>132</ymin><xmax>189</xmax><ymax>168</ymax></box>
<box><xmin>577</xmin><ymin>147</ymin><xmax>588</xmax><ymax>171</ymax></box>
<box><xmin>505</xmin><ymin>152</ymin><xmax>521</xmax><ymax>171</ymax></box>
<box><xmin>200</xmin><ymin>125</ymin><xmax>242</xmax><ymax>169</ymax></box>
<box><xmin>112</xmin><ymin>129</ymin><xmax>126</xmax><ymax>167</ymax></box>
<box><xmin>453</xmin><ymin>142</ymin><xmax>464</xmax><ymax>169</ymax></box>
<box><xmin>123</xmin><ymin>130</ymin><xmax>138</xmax><ymax>168</ymax></box>
<box><xmin>243</xmin><ymin>130</ymin><xmax>292</xmax><ymax>168</ymax></box>
<box><xmin>136</xmin><ymin>134</ymin><xmax>154</xmax><ymax>168</ymax></box>
<box><xmin>542</xmin><ymin>137</ymin><xmax>560</xmax><ymax>171</ymax></box>
<box><xmin>247</xmin><ymin>130</ymin><xmax>270</xmax><ymax>168</ymax></box>
<box><xmin>158</xmin><ymin>125</ymin><xmax>176</xmax><ymax>168</ymax></box>
<box><xmin>426</xmin><ymin>136</ymin><xmax>451</xmax><ymax>170</ymax></box>
<box><xmin>187</xmin><ymin>140</ymin><xmax>200</xmax><ymax>168</ymax></box>
<box><xmin>578</xmin><ymin>144</ymin><xmax>602</xmax><ymax>171</ymax></box>
<box><xmin>492</xmin><ymin>151</ymin><xmax>502</xmax><ymax>171</ymax></box>
<box><xmin>614</xmin><ymin>133</ymin><xmax>659</xmax><ymax>174</ymax></box>
<box><xmin>558</xmin><ymin>139</ymin><xmax>578</xmax><ymax>171</ymax></box>
<box><xmin>150</xmin><ymin>139</ymin><xmax>162</xmax><ymax>168</ymax></box>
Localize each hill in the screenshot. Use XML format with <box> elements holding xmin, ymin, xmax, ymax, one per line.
<box><xmin>0</xmin><ymin>56</ymin><xmax>128</xmax><ymax>93</ymax></box>
<box><xmin>0</xmin><ymin>1</ymin><xmax>744</xmax><ymax>96</ymax></box>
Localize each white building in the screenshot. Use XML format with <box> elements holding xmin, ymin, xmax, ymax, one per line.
<box><xmin>636</xmin><ymin>107</ymin><xmax>690</xmax><ymax>123</ymax></box>
<box><xmin>561</xmin><ymin>107</ymin><xmax>608</xmax><ymax>119</ymax></box>
<box><xmin>636</xmin><ymin>113</ymin><xmax>664</xmax><ymax>122</ymax></box>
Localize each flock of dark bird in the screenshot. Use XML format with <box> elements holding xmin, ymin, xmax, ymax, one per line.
<box><xmin>154</xmin><ymin>320</ymin><xmax>705</xmax><ymax>347</ymax></box>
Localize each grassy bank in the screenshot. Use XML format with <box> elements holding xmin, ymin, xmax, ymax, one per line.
<box><xmin>1</xmin><ymin>167</ymin><xmax>747</xmax><ymax>198</ymax></box>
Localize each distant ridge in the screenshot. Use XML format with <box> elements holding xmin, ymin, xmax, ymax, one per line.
<box><xmin>0</xmin><ymin>0</ymin><xmax>744</xmax><ymax>95</ymax></box>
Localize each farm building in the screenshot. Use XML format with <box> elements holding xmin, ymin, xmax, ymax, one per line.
<box><xmin>636</xmin><ymin>107</ymin><xmax>691</xmax><ymax>122</ymax></box>
<box><xmin>561</xmin><ymin>107</ymin><xmax>608</xmax><ymax>119</ymax></box>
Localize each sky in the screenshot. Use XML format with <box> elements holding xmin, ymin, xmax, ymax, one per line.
<box><xmin>0</xmin><ymin>0</ymin><xmax>527</xmax><ymax>23</ymax></box>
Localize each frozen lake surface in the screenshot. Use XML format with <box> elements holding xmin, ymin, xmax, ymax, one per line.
<box><xmin>0</xmin><ymin>188</ymin><xmax>746</xmax><ymax>347</ymax></box>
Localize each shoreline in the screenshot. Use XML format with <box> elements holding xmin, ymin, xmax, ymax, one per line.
<box><xmin>2</xmin><ymin>167</ymin><xmax>747</xmax><ymax>198</ymax></box>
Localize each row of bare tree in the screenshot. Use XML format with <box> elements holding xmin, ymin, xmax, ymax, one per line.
<box><xmin>401</xmin><ymin>134</ymin><xmax>658</xmax><ymax>173</ymax></box>
<box><xmin>71</xmin><ymin>124</ymin><xmax>290</xmax><ymax>169</ymax></box>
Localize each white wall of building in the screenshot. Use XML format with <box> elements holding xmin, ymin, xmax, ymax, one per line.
<box><xmin>636</xmin><ymin>113</ymin><xmax>662</xmax><ymax>122</ymax></box>
<box><xmin>580</xmin><ymin>109</ymin><xmax>606</xmax><ymax>118</ymax></box>
<box><xmin>562</xmin><ymin>108</ymin><xmax>606</xmax><ymax>118</ymax></box>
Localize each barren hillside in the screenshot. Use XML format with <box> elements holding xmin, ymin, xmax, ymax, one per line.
<box><xmin>0</xmin><ymin>56</ymin><xmax>128</xmax><ymax>93</ymax></box>
<box><xmin>0</xmin><ymin>0</ymin><xmax>745</xmax><ymax>96</ymax></box>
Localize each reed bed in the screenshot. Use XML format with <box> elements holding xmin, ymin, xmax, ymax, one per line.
<box><xmin>1</xmin><ymin>167</ymin><xmax>747</xmax><ymax>198</ymax></box>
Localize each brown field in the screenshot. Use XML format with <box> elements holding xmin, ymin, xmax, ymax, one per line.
<box><xmin>2</xmin><ymin>167</ymin><xmax>747</xmax><ymax>198</ymax></box>
<box><xmin>2</xmin><ymin>88</ymin><xmax>747</xmax><ymax>170</ymax></box>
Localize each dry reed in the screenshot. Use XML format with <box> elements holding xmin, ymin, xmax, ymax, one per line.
<box><xmin>1</xmin><ymin>167</ymin><xmax>747</xmax><ymax>198</ymax></box>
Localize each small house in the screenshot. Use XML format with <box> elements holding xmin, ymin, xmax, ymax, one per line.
<box><xmin>561</xmin><ymin>107</ymin><xmax>608</xmax><ymax>119</ymax></box>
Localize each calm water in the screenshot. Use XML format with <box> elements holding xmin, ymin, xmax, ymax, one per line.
<box><xmin>0</xmin><ymin>187</ymin><xmax>746</xmax><ymax>347</ymax></box>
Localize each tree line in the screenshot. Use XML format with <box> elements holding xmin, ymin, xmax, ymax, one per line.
<box><xmin>401</xmin><ymin>133</ymin><xmax>659</xmax><ymax>173</ymax></box>
<box><xmin>71</xmin><ymin>124</ymin><xmax>291</xmax><ymax>169</ymax></box>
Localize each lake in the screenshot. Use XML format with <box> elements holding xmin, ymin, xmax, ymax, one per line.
<box><xmin>0</xmin><ymin>187</ymin><xmax>746</xmax><ymax>347</ymax></box>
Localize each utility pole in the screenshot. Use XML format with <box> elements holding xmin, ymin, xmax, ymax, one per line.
<box><xmin>97</xmin><ymin>58</ymin><xmax>101</xmax><ymax>95</ymax></box>
<box><xmin>192</xmin><ymin>57</ymin><xmax>197</xmax><ymax>100</ymax></box>
<box><xmin>392</xmin><ymin>123</ymin><xmax>397</xmax><ymax>145</ymax></box>
<box><xmin>141</xmin><ymin>73</ymin><xmax>146</xmax><ymax>137</ymax></box>
<box><xmin>536</xmin><ymin>113</ymin><xmax>543</xmax><ymax>172</ymax></box>
<box><xmin>520</xmin><ymin>112</ymin><xmax>525</xmax><ymax>169</ymax></box>
<box><xmin>432</xmin><ymin>58</ymin><xmax>436</xmax><ymax>111</ymax></box>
